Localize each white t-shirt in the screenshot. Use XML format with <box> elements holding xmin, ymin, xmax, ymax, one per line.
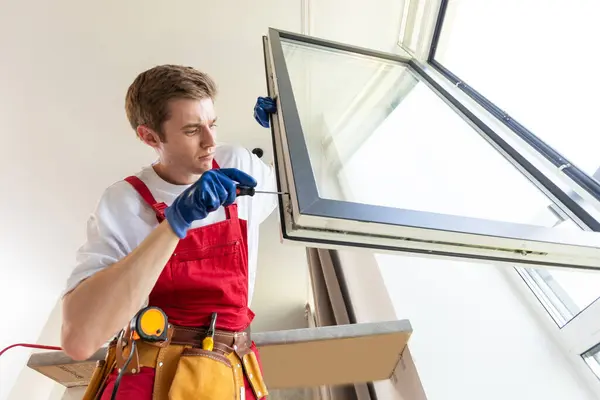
<box><xmin>63</xmin><ymin>144</ymin><xmax>278</xmax><ymax>306</ymax></box>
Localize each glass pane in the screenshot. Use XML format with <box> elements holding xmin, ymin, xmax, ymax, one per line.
<box><xmin>281</xmin><ymin>37</ymin><xmax>559</xmax><ymax>226</ymax></box>
<box><xmin>582</xmin><ymin>343</ymin><xmax>600</xmax><ymax>379</ymax></box>
<box><xmin>434</xmin><ymin>0</ymin><xmax>600</xmax><ymax>176</ymax></box>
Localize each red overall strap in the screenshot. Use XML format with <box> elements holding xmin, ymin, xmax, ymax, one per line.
<box><xmin>124</xmin><ymin>176</ymin><xmax>166</xmax><ymax>221</ymax></box>
<box><xmin>124</xmin><ymin>176</ymin><xmax>159</xmax><ymax>206</ymax></box>
<box><xmin>124</xmin><ymin>159</ymin><xmax>237</xmax><ymax>222</ymax></box>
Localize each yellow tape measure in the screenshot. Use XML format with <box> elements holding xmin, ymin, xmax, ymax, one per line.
<box><xmin>131</xmin><ymin>306</ymin><xmax>168</xmax><ymax>342</ymax></box>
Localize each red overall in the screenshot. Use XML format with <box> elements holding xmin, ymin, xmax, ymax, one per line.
<box><xmin>100</xmin><ymin>160</ymin><xmax>262</xmax><ymax>399</ymax></box>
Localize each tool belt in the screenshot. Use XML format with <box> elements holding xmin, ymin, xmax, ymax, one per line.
<box><xmin>83</xmin><ymin>325</ymin><xmax>268</xmax><ymax>400</ymax></box>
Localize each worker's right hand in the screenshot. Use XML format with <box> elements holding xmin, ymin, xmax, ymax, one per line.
<box><xmin>164</xmin><ymin>168</ymin><xmax>257</xmax><ymax>238</ymax></box>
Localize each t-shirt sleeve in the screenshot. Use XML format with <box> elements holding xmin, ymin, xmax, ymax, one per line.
<box><xmin>216</xmin><ymin>144</ymin><xmax>278</xmax><ymax>224</ymax></box>
<box><xmin>62</xmin><ymin>182</ymin><xmax>148</xmax><ymax>297</ymax></box>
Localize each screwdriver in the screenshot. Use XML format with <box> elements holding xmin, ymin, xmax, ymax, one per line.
<box><xmin>236</xmin><ymin>185</ymin><xmax>288</xmax><ymax>197</ymax></box>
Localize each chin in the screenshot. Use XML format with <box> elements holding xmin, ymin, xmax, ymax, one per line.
<box><xmin>195</xmin><ymin>158</ymin><xmax>214</xmax><ymax>173</ymax></box>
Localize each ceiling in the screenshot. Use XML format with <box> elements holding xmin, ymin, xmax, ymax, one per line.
<box><xmin>0</xmin><ymin>0</ymin><xmax>404</xmax><ymax>398</ymax></box>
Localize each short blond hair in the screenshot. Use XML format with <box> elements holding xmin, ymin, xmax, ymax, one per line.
<box><xmin>125</xmin><ymin>65</ymin><xmax>218</xmax><ymax>141</ymax></box>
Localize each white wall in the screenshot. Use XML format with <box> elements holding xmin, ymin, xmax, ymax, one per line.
<box><xmin>378</xmin><ymin>254</ymin><xmax>597</xmax><ymax>400</ymax></box>
<box><xmin>7</xmin><ymin>302</ymin><xmax>65</xmax><ymax>400</ymax></box>
<box><xmin>0</xmin><ymin>1</ymin><xmax>301</xmax><ymax>399</ymax></box>
<box><xmin>251</xmin><ymin>213</ymin><xmax>309</xmax><ymax>333</ymax></box>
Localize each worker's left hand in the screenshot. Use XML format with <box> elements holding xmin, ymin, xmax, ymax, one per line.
<box><xmin>254</xmin><ymin>96</ymin><xmax>277</xmax><ymax>128</ymax></box>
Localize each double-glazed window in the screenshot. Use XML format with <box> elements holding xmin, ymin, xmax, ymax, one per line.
<box><xmin>265</xmin><ymin>30</ymin><xmax>600</xmax><ymax>269</ymax></box>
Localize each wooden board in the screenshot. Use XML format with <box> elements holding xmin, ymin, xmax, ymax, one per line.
<box><xmin>27</xmin><ymin>347</ymin><xmax>107</xmax><ymax>388</ymax></box>
<box><xmin>28</xmin><ymin>320</ymin><xmax>412</xmax><ymax>390</ymax></box>
<box><xmin>257</xmin><ymin>321</ymin><xmax>412</xmax><ymax>389</ymax></box>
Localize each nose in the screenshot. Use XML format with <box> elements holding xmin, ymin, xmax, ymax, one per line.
<box><xmin>201</xmin><ymin>127</ymin><xmax>217</xmax><ymax>149</ymax></box>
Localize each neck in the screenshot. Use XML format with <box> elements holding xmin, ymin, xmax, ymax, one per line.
<box><xmin>152</xmin><ymin>163</ymin><xmax>200</xmax><ymax>185</ymax></box>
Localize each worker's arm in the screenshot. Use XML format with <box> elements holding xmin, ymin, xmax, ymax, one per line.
<box><xmin>61</xmin><ymin>168</ymin><xmax>257</xmax><ymax>361</ymax></box>
<box><xmin>61</xmin><ymin>221</ymin><xmax>179</xmax><ymax>360</ymax></box>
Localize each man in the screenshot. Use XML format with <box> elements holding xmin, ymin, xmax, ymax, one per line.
<box><xmin>60</xmin><ymin>64</ymin><xmax>277</xmax><ymax>399</ymax></box>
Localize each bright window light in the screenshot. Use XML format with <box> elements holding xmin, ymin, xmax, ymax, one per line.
<box><xmin>433</xmin><ymin>0</ymin><xmax>600</xmax><ymax>176</ymax></box>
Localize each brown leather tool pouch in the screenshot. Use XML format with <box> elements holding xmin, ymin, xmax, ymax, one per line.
<box><xmin>82</xmin><ymin>341</ymin><xmax>117</xmax><ymax>400</ymax></box>
<box><xmin>168</xmin><ymin>347</ymin><xmax>237</xmax><ymax>400</ymax></box>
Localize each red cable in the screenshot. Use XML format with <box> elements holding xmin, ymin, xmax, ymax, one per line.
<box><xmin>0</xmin><ymin>343</ymin><xmax>63</xmax><ymax>358</ymax></box>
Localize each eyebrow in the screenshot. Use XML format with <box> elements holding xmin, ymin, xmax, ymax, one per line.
<box><xmin>181</xmin><ymin>117</ymin><xmax>218</xmax><ymax>130</ymax></box>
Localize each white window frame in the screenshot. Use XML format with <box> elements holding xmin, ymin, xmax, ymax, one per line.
<box><xmin>397</xmin><ymin>0</ymin><xmax>600</xmax><ymax>395</ymax></box>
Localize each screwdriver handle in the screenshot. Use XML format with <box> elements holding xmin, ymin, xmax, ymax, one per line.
<box><xmin>235</xmin><ymin>185</ymin><xmax>256</xmax><ymax>197</ymax></box>
<box><xmin>202</xmin><ymin>312</ymin><xmax>217</xmax><ymax>351</ymax></box>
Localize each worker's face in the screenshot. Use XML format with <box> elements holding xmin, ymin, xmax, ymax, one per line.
<box><xmin>139</xmin><ymin>98</ymin><xmax>218</xmax><ymax>177</ymax></box>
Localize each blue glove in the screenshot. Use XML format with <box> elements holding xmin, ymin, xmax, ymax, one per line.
<box><xmin>164</xmin><ymin>168</ymin><xmax>257</xmax><ymax>238</ymax></box>
<box><xmin>254</xmin><ymin>96</ymin><xmax>277</xmax><ymax>128</ymax></box>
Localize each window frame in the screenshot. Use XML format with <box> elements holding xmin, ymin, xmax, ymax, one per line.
<box><xmin>583</xmin><ymin>343</ymin><xmax>600</xmax><ymax>380</ymax></box>
<box><xmin>263</xmin><ymin>27</ymin><xmax>600</xmax><ymax>271</ymax></box>
<box><xmin>404</xmin><ymin>0</ymin><xmax>600</xmax><ymax>393</ymax></box>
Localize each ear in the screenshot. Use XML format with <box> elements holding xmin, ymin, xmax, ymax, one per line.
<box><xmin>137</xmin><ymin>125</ymin><xmax>161</xmax><ymax>148</ymax></box>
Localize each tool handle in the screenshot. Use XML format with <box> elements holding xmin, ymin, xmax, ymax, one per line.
<box><xmin>203</xmin><ymin>312</ymin><xmax>218</xmax><ymax>351</ymax></box>
<box><xmin>236</xmin><ymin>185</ymin><xmax>256</xmax><ymax>197</ymax></box>
<box><xmin>202</xmin><ymin>337</ymin><xmax>214</xmax><ymax>351</ymax></box>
